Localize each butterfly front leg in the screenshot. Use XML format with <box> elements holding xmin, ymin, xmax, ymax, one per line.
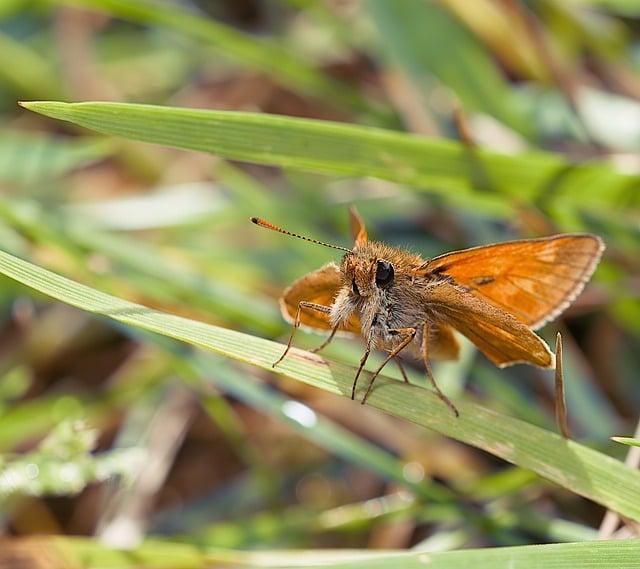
<box><xmin>422</xmin><ymin>322</ymin><xmax>459</xmax><ymax>417</ymax></box>
<box><xmin>273</xmin><ymin>301</ymin><xmax>331</xmax><ymax>367</ymax></box>
<box><xmin>310</xmin><ymin>323</ymin><xmax>340</xmax><ymax>354</ymax></box>
<box><xmin>351</xmin><ymin>344</ymin><xmax>372</xmax><ymax>400</ymax></box>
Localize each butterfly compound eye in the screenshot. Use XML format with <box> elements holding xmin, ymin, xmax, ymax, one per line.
<box><xmin>375</xmin><ymin>260</ymin><xmax>394</xmax><ymax>287</ymax></box>
<box><xmin>352</xmin><ymin>279</ymin><xmax>360</xmax><ymax>296</ymax></box>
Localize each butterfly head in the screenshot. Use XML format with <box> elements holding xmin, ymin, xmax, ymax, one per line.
<box><xmin>340</xmin><ymin>243</ymin><xmax>398</xmax><ymax>299</ymax></box>
<box><xmin>250</xmin><ymin>213</ymin><xmax>420</xmax><ymax>302</ymax></box>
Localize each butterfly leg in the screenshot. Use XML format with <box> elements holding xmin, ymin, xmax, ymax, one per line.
<box><xmin>422</xmin><ymin>322</ymin><xmax>459</xmax><ymax>417</ymax></box>
<box><xmin>554</xmin><ymin>332</ymin><xmax>571</xmax><ymax>439</ymax></box>
<box><xmin>273</xmin><ymin>301</ymin><xmax>331</xmax><ymax>368</ymax></box>
<box><xmin>395</xmin><ymin>357</ymin><xmax>410</xmax><ymax>384</ymax></box>
<box><xmin>310</xmin><ymin>324</ymin><xmax>340</xmax><ymax>354</ymax></box>
<box><xmin>351</xmin><ymin>345</ymin><xmax>371</xmax><ymax>400</ymax></box>
<box><xmin>361</xmin><ymin>328</ymin><xmax>416</xmax><ymax>404</ymax></box>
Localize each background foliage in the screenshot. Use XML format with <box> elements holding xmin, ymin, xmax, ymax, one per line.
<box><xmin>0</xmin><ymin>0</ymin><xmax>639</xmax><ymax>567</ymax></box>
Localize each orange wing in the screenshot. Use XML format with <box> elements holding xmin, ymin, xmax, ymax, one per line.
<box><xmin>419</xmin><ymin>234</ymin><xmax>604</xmax><ymax>330</ymax></box>
<box><xmin>429</xmin><ymin>324</ymin><xmax>461</xmax><ymax>361</ymax></box>
<box><xmin>426</xmin><ymin>281</ymin><xmax>554</xmax><ymax>368</ymax></box>
<box><xmin>280</xmin><ymin>263</ymin><xmax>360</xmax><ymax>334</ymax></box>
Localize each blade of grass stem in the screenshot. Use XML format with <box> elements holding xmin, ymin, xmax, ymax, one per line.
<box><xmin>19</xmin><ymin>101</ymin><xmax>638</xmax><ymax>214</ymax></box>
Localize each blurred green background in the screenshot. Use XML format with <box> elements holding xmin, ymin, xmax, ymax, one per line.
<box><xmin>0</xmin><ymin>0</ymin><xmax>639</xmax><ymax>567</ymax></box>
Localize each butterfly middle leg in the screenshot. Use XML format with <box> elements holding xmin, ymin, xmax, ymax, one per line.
<box><xmin>273</xmin><ymin>301</ymin><xmax>331</xmax><ymax>367</ymax></box>
<box><xmin>395</xmin><ymin>357</ymin><xmax>410</xmax><ymax>384</ymax></box>
<box><xmin>423</xmin><ymin>322</ymin><xmax>459</xmax><ymax>417</ymax></box>
<box><xmin>361</xmin><ymin>327</ymin><xmax>416</xmax><ymax>404</ymax></box>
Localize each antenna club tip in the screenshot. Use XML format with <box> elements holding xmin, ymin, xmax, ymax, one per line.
<box><xmin>250</xmin><ymin>216</ymin><xmax>260</xmax><ymax>225</ymax></box>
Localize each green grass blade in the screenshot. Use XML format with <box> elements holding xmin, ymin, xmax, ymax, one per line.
<box><xmin>5</xmin><ymin>536</ymin><xmax>639</xmax><ymax>569</ymax></box>
<box><xmin>0</xmin><ymin>249</ymin><xmax>639</xmax><ymax>521</ymax></box>
<box><xmin>271</xmin><ymin>539</ymin><xmax>640</xmax><ymax>569</ymax></box>
<box><xmin>612</xmin><ymin>437</ymin><xmax>640</xmax><ymax>447</ymax></box>
<box><xmin>55</xmin><ymin>537</ymin><xmax>210</xmax><ymax>568</ymax></box>
<box><xmin>20</xmin><ymin>101</ymin><xmax>638</xmax><ymax>210</ymax></box>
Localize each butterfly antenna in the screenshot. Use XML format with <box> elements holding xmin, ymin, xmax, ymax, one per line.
<box><xmin>251</xmin><ymin>217</ymin><xmax>351</xmax><ymax>252</ymax></box>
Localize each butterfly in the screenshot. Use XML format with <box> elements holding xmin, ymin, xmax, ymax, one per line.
<box><xmin>252</xmin><ymin>209</ymin><xmax>604</xmax><ymax>416</ymax></box>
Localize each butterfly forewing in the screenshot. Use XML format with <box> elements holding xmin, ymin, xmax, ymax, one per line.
<box><xmin>421</xmin><ymin>234</ymin><xmax>604</xmax><ymax>329</ymax></box>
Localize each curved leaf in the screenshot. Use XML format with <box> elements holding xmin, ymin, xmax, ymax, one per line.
<box><xmin>20</xmin><ymin>101</ymin><xmax>638</xmax><ymax>211</ymax></box>
<box><xmin>0</xmin><ymin>248</ymin><xmax>639</xmax><ymax>521</ymax></box>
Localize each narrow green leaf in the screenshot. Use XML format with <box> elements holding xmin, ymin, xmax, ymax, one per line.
<box><xmin>48</xmin><ymin>536</ymin><xmax>640</xmax><ymax>568</ymax></box>
<box><xmin>0</xmin><ymin>248</ymin><xmax>639</xmax><ymax>521</ymax></box>
<box><xmin>56</xmin><ymin>536</ymin><xmax>208</xmax><ymax>568</ymax></box>
<box><xmin>20</xmin><ymin>101</ymin><xmax>638</xmax><ymax>209</ymax></box>
<box><xmin>272</xmin><ymin>539</ymin><xmax>640</xmax><ymax>569</ymax></box>
<box><xmin>612</xmin><ymin>437</ymin><xmax>640</xmax><ymax>447</ymax></box>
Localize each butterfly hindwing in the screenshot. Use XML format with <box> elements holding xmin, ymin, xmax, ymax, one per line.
<box><xmin>425</xmin><ymin>280</ymin><xmax>554</xmax><ymax>368</ymax></box>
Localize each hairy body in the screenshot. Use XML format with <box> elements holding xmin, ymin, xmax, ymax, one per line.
<box><xmin>332</xmin><ymin>243</ymin><xmax>425</xmax><ymax>352</ymax></box>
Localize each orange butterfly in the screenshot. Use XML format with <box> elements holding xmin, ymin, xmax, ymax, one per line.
<box><xmin>252</xmin><ymin>209</ymin><xmax>604</xmax><ymax>416</ymax></box>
